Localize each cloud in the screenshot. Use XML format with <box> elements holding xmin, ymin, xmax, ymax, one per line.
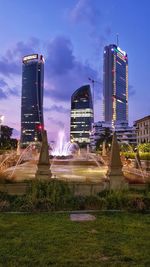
<box><xmin>0</xmin><ymin>79</ymin><xmax>7</xmax><ymax>87</ymax></box>
<box><xmin>129</xmin><ymin>84</ymin><xmax>136</xmax><ymax>96</ymax></box>
<box><xmin>9</xmin><ymin>87</ymin><xmax>20</xmax><ymax>97</ymax></box>
<box><xmin>0</xmin><ymin>58</ymin><xmax>20</xmax><ymax>76</ymax></box>
<box><xmin>46</xmin><ymin>36</ymin><xmax>75</xmax><ymax>76</ymax></box>
<box><xmin>69</xmin><ymin>0</ymin><xmax>100</xmax><ymax>25</ymax></box>
<box><xmin>48</xmin><ymin>117</ymin><xmax>64</xmax><ymax>128</ymax></box>
<box><xmin>0</xmin><ymin>88</ymin><xmax>7</xmax><ymax>99</ymax></box>
<box><xmin>67</xmin><ymin>0</ymin><xmax>111</xmax><ymax>58</ymax></box>
<box><xmin>0</xmin><ymin>78</ymin><xmax>20</xmax><ymax>98</ymax></box>
<box><xmin>45</xmin><ymin>36</ymin><xmax>99</xmax><ymax>102</ymax></box>
<box><xmin>0</xmin><ymin>38</ymin><xmax>40</xmax><ymax>77</ymax></box>
<box><xmin>12</xmin><ymin>128</ymin><xmax>20</xmax><ymax>138</ymax></box>
<box><xmin>0</xmin><ymin>36</ymin><xmax>101</xmax><ymax>105</ymax></box>
<box><xmin>6</xmin><ymin>37</ymin><xmax>40</xmax><ymax>60</ymax></box>
<box><xmin>44</xmin><ymin>105</ymin><xmax>70</xmax><ymax>113</ymax></box>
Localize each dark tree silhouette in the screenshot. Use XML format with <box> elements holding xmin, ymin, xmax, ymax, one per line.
<box><xmin>0</xmin><ymin>125</ymin><xmax>17</xmax><ymax>149</ymax></box>
<box><xmin>96</xmin><ymin>127</ymin><xmax>112</xmax><ymax>151</ymax></box>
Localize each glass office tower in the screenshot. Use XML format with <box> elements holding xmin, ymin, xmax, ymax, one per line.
<box><xmin>70</xmin><ymin>85</ymin><xmax>93</xmax><ymax>147</ymax></box>
<box><xmin>103</xmin><ymin>44</ymin><xmax>128</xmax><ymax>125</ymax></box>
<box><xmin>20</xmin><ymin>54</ymin><xmax>44</xmax><ymax>147</ymax></box>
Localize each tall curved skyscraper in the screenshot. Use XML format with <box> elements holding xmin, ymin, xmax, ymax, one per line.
<box><xmin>70</xmin><ymin>85</ymin><xmax>93</xmax><ymax>147</ymax></box>
<box><xmin>20</xmin><ymin>54</ymin><xmax>44</xmax><ymax>147</ymax></box>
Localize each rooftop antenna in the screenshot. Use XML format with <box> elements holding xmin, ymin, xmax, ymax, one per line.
<box><xmin>116</xmin><ymin>33</ymin><xmax>119</xmax><ymax>46</ymax></box>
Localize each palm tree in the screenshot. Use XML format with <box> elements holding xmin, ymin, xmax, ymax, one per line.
<box><xmin>96</xmin><ymin>127</ymin><xmax>112</xmax><ymax>151</ymax></box>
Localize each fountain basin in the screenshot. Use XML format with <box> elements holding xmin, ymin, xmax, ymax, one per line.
<box><xmin>4</xmin><ymin>159</ymin><xmax>107</xmax><ymax>183</ymax></box>
<box><xmin>51</xmin><ymin>159</ymin><xmax>103</xmax><ymax>166</ymax></box>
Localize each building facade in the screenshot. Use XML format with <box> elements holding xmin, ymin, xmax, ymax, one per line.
<box><xmin>134</xmin><ymin>115</ymin><xmax>150</xmax><ymax>144</ymax></box>
<box><xmin>70</xmin><ymin>85</ymin><xmax>93</xmax><ymax>147</ymax></box>
<box><xmin>103</xmin><ymin>44</ymin><xmax>128</xmax><ymax>125</ymax></box>
<box><xmin>20</xmin><ymin>54</ymin><xmax>44</xmax><ymax>147</ymax></box>
<box><xmin>90</xmin><ymin>121</ymin><xmax>136</xmax><ymax>150</ymax></box>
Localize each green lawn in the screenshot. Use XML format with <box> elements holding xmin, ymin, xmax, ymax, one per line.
<box><xmin>0</xmin><ymin>212</ymin><xmax>150</xmax><ymax>267</ymax></box>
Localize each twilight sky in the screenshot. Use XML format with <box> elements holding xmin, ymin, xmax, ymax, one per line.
<box><xmin>0</xmin><ymin>0</ymin><xmax>150</xmax><ymax>141</ymax></box>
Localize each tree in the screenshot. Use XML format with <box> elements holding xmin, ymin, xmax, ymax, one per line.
<box><xmin>138</xmin><ymin>143</ymin><xmax>150</xmax><ymax>153</ymax></box>
<box><xmin>0</xmin><ymin>125</ymin><xmax>17</xmax><ymax>150</ymax></box>
<box><xmin>95</xmin><ymin>127</ymin><xmax>112</xmax><ymax>151</ymax></box>
<box><xmin>120</xmin><ymin>143</ymin><xmax>135</xmax><ymax>152</ymax></box>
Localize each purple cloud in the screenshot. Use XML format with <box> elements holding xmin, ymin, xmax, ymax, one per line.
<box><xmin>6</xmin><ymin>37</ymin><xmax>40</xmax><ymax>59</ymax></box>
<box><xmin>67</xmin><ymin>0</ymin><xmax>111</xmax><ymax>59</ymax></box>
<box><xmin>46</xmin><ymin>36</ymin><xmax>75</xmax><ymax>76</ymax></box>
<box><xmin>44</xmin><ymin>105</ymin><xmax>70</xmax><ymax>113</ymax></box>
<box><xmin>129</xmin><ymin>84</ymin><xmax>136</xmax><ymax>96</ymax></box>
<box><xmin>0</xmin><ymin>88</ymin><xmax>7</xmax><ymax>99</ymax></box>
<box><xmin>12</xmin><ymin>128</ymin><xmax>20</xmax><ymax>138</ymax></box>
<box><xmin>0</xmin><ymin>78</ymin><xmax>20</xmax><ymax>99</ymax></box>
<box><xmin>69</xmin><ymin>0</ymin><xmax>100</xmax><ymax>25</ymax></box>
<box><xmin>0</xmin><ymin>38</ymin><xmax>40</xmax><ymax>77</ymax></box>
<box><xmin>45</xmin><ymin>36</ymin><xmax>99</xmax><ymax>101</ymax></box>
<box><xmin>48</xmin><ymin>117</ymin><xmax>64</xmax><ymax>128</ymax></box>
<box><xmin>9</xmin><ymin>87</ymin><xmax>20</xmax><ymax>97</ymax></box>
<box><xmin>0</xmin><ymin>57</ymin><xmax>20</xmax><ymax>76</ymax></box>
<box><xmin>0</xmin><ymin>79</ymin><xmax>7</xmax><ymax>87</ymax></box>
<box><xmin>0</xmin><ymin>36</ymin><xmax>101</xmax><ymax>105</ymax></box>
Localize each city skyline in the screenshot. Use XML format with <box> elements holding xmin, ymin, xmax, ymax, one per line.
<box><xmin>0</xmin><ymin>0</ymin><xmax>150</xmax><ymax>142</ymax></box>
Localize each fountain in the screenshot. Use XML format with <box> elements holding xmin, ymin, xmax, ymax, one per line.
<box><xmin>49</xmin><ymin>130</ymin><xmax>107</xmax><ymax>183</ymax></box>
<box><xmin>3</xmin><ymin>129</ymin><xmax>148</xmax><ymax>187</ymax></box>
<box><xmin>51</xmin><ymin>130</ymin><xmax>78</xmax><ymax>158</ymax></box>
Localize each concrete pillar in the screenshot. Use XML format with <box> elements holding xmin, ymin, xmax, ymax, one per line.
<box><xmin>35</xmin><ymin>130</ymin><xmax>52</xmax><ymax>180</ymax></box>
<box><xmin>107</xmin><ymin>132</ymin><xmax>128</xmax><ymax>190</ymax></box>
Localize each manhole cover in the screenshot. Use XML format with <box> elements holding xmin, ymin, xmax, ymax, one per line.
<box><xmin>70</xmin><ymin>213</ymin><xmax>96</xmax><ymax>221</ymax></box>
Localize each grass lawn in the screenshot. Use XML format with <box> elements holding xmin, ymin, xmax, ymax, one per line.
<box><xmin>0</xmin><ymin>212</ymin><xmax>150</xmax><ymax>267</ymax></box>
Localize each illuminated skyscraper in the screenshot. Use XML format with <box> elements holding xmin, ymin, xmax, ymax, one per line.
<box><xmin>70</xmin><ymin>85</ymin><xmax>93</xmax><ymax>147</ymax></box>
<box><xmin>103</xmin><ymin>44</ymin><xmax>128</xmax><ymax>125</ymax></box>
<box><xmin>20</xmin><ymin>54</ymin><xmax>44</xmax><ymax>147</ymax></box>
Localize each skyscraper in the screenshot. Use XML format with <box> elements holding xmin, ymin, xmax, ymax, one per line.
<box><xmin>20</xmin><ymin>54</ymin><xmax>44</xmax><ymax>147</ymax></box>
<box><xmin>70</xmin><ymin>85</ymin><xmax>93</xmax><ymax>147</ymax></box>
<box><xmin>103</xmin><ymin>44</ymin><xmax>128</xmax><ymax>125</ymax></box>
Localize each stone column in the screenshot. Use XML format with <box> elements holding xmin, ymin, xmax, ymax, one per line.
<box><xmin>35</xmin><ymin>130</ymin><xmax>52</xmax><ymax>180</ymax></box>
<box><xmin>107</xmin><ymin>132</ymin><xmax>128</xmax><ymax>190</ymax></box>
<box><xmin>16</xmin><ymin>140</ymin><xmax>21</xmax><ymax>156</ymax></box>
<box><xmin>102</xmin><ymin>141</ymin><xmax>107</xmax><ymax>157</ymax></box>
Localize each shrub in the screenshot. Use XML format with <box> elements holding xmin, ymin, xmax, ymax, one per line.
<box><xmin>120</xmin><ymin>143</ymin><xmax>134</xmax><ymax>152</ymax></box>
<box><xmin>70</xmin><ymin>196</ymin><xmax>86</xmax><ymax>210</ymax></box>
<box><xmin>123</xmin><ymin>152</ymin><xmax>135</xmax><ymax>159</ymax></box>
<box><xmin>138</xmin><ymin>143</ymin><xmax>150</xmax><ymax>153</ymax></box>
<box><xmin>0</xmin><ymin>200</ymin><xmax>10</xmax><ymax>211</ymax></box>
<box><xmin>0</xmin><ymin>181</ymin><xmax>150</xmax><ymax>212</ymax></box>
<box><xmin>105</xmin><ymin>191</ymin><xmax>129</xmax><ymax>210</ymax></box>
<box><xmin>84</xmin><ymin>196</ymin><xmax>106</xmax><ymax>210</ymax></box>
<box><xmin>139</xmin><ymin>152</ymin><xmax>150</xmax><ymax>160</ymax></box>
<box><xmin>26</xmin><ymin>179</ymin><xmax>73</xmax><ymax>211</ymax></box>
<box><xmin>123</xmin><ymin>152</ymin><xmax>150</xmax><ymax>160</ymax></box>
<box><xmin>128</xmin><ymin>197</ymin><xmax>146</xmax><ymax>212</ymax></box>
